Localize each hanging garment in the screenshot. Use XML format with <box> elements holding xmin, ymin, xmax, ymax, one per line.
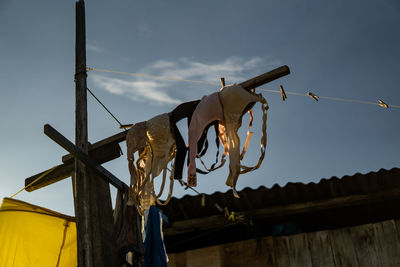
<box><xmin>126</xmin><ymin>114</ymin><xmax>176</xmax><ymax>213</ymax></box>
<box><xmin>169</xmin><ymin>100</ymin><xmax>221</xmax><ymax>180</ymax></box>
<box><xmin>218</xmin><ymin>84</ymin><xmax>268</xmax><ymax>197</ymax></box>
<box><xmin>169</xmin><ymin>100</ymin><xmax>200</xmax><ymax>180</ymax></box>
<box><xmin>113</xmin><ymin>191</ymin><xmax>145</xmax><ymax>267</ymax></box>
<box><xmin>0</xmin><ymin>198</ymin><xmax>77</xmax><ymax>267</ymax></box>
<box><xmin>187</xmin><ymin>84</ymin><xmax>268</xmax><ymax>197</ymax></box>
<box><xmin>187</xmin><ymin>92</ymin><xmax>226</xmax><ymax>186</ymax></box>
<box><xmin>126</xmin><ymin>121</ymin><xmax>147</xmax><ymax>206</ymax></box>
<box><xmin>144</xmin><ymin>206</ymin><xmax>168</xmax><ymax>267</ymax></box>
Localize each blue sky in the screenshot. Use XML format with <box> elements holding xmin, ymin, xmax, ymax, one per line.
<box><xmin>1</xmin><ymin>0</ymin><xmax>399</xmax><ymax>216</ymax></box>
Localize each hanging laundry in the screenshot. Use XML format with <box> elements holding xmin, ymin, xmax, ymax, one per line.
<box><xmin>218</xmin><ymin>84</ymin><xmax>268</xmax><ymax>197</ymax></box>
<box><xmin>0</xmin><ymin>198</ymin><xmax>77</xmax><ymax>267</ymax></box>
<box><xmin>187</xmin><ymin>84</ymin><xmax>268</xmax><ymax>197</ymax></box>
<box><xmin>126</xmin><ymin>114</ymin><xmax>176</xmax><ymax>213</ymax></box>
<box><xmin>187</xmin><ymin>92</ymin><xmax>226</xmax><ymax>187</ymax></box>
<box><xmin>113</xmin><ymin>190</ymin><xmax>145</xmax><ymax>267</ymax></box>
<box><xmin>144</xmin><ymin>206</ymin><xmax>168</xmax><ymax>267</ymax></box>
<box><xmin>126</xmin><ymin>121</ymin><xmax>147</xmax><ymax>206</ymax></box>
<box><xmin>169</xmin><ymin>100</ymin><xmax>222</xmax><ymax>180</ymax></box>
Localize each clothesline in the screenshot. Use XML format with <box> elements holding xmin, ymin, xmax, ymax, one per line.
<box><xmin>87</xmin><ymin>67</ymin><xmax>400</xmax><ymax>109</ymax></box>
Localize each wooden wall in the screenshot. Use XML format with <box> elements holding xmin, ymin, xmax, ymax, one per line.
<box><xmin>167</xmin><ymin>219</ymin><xmax>400</xmax><ymax>267</ymax></box>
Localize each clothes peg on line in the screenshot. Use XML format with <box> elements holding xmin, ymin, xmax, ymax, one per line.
<box><xmin>220</xmin><ymin>77</ymin><xmax>225</xmax><ymax>87</ymax></box>
<box><xmin>120</xmin><ymin>124</ymin><xmax>133</xmax><ymax>129</ymax></box>
<box><xmin>227</xmin><ymin>211</ymin><xmax>236</xmax><ymax>222</ymax></box>
<box><xmin>280</xmin><ymin>85</ymin><xmax>287</xmax><ymax>101</ymax></box>
<box><xmin>378</xmin><ymin>99</ymin><xmax>389</xmax><ymax>108</ymax></box>
<box><xmin>201</xmin><ymin>194</ymin><xmax>205</xmax><ymax>207</ymax></box>
<box><xmin>307</xmin><ymin>91</ymin><xmax>319</xmax><ymax>101</ymax></box>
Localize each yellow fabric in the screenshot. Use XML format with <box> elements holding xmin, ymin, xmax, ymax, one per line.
<box><xmin>0</xmin><ymin>198</ymin><xmax>77</xmax><ymax>267</ymax></box>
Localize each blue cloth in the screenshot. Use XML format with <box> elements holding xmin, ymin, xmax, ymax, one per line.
<box><xmin>144</xmin><ymin>206</ymin><xmax>167</xmax><ymax>267</ymax></box>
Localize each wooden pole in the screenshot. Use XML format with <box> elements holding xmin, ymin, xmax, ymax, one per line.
<box><xmin>74</xmin><ymin>1</ymin><xmax>117</xmax><ymax>266</ymax></box>
<box><xmin>74</xmin><ymin>1</ymin><xmax>91</xmax><ymax>265</ymax></box>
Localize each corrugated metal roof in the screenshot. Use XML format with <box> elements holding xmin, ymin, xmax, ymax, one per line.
<box><xmin>160</xmin><ymin>168</ymin><xmax>400</xmax><ymax>222</ymax></box>
<box><xmin>161</xmin><ymin>168</ymin><xmax>400</xmax><ymax>253</ymax></box>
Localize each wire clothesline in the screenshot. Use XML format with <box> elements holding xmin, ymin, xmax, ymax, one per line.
<box><xmin>87</xmin><ymin>67</ymin><xmax>400</xmax><ymax>109</ymax></box>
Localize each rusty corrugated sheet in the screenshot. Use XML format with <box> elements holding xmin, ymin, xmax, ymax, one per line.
<box><xmin>160</xmin><ymin>168</ymin><xmax>400</xmax><ymax>222</ymax></box>
<box><xmin>161</xmin><ymin>168</ymin><xmax>400</xmax><ymax>253</ymax></box>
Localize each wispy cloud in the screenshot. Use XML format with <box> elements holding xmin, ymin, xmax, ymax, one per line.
<box><xmin>90</xmin><ymin>56</ymin><xmax>280</xmax><ymax>106</ymax></box>
<box><xmin>90</xmin><ymin>75</ymin><xmax>181</xmax><ymax>105</ymax></box>
<box><xmin>87</xmin><ymin>41</ymin><xmax>105</xmax><ymax>53</ymax></box>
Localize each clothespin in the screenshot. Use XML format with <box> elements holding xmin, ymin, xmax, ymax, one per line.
<box><xmin>201</xmin><ymin>194</ymin><xmax>205</xmax><ymax>207</ymax></box>
<box><xmin>215</xmin><ymin>203</ymin><xmax>224</xmax><ymax>213</ymax></box>
<box><xmin>224</xmin><ymin>207</ymin><xmax>229</xmax><ymax>218</ymax></box>
<box><xmin>120</xmin><ymin>123</ymin><xmax>133</xmax><ymax>129</ymax></box>
<box><xmin>378</xmin><ymin>99</ymin><xmax>389</xmax><ymax>109</ymax></box>
<box><xmin>307</xmin><ymin>91</ymin><xmax>319</xmax><ymax>101</ymax></box>
<box><xmin>220</xmin><ymin>77</ymin><xmax>225</xmax><ymax>87</ymax></box>
<box><xmin>227</xmin><ymin>211</ymin><xmax>236</xmax><ymax>222</ymax></box>
<box><xmin>280</xmin><ymin>85</ymin><xmax>287</xmax><ymax>101</ymax></box>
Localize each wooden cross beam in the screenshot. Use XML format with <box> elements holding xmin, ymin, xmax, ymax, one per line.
<box><xmin>24</xmin><ymin>65</ymin><xmax>290</xmax><ymax>192</ymax></box>
<box><xmin>25</xmin><ymin>131</ymin><xmax>124</xmax><ymax>191</ymax></box>
<box><xmin>43</xmin><ymin>124</ymin><xmax>128</xmax><ymax>191</ymax></box>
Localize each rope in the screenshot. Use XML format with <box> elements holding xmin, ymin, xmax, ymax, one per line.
<box><xmin>87</xmin><ymin>67</ymin><xmax>400</xmax><ymax>109</ymax></box>
<box><xmin>10</xmin><ymin>166</ymin><xmax>58</xmax><ymax>198</ymax></box>
<box><xmin>258</xmin><ymin>88</ymin><xmax>400</xmax><ymax>109</ymax></box>
<box><xmin>86</xmin><ymin>87</ymin><xmax>127</xmax><ymax>129</ymax></box>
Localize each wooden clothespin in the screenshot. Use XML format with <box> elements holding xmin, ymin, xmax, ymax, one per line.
<box><xmin>280</xmin><ymin>85</ymin><xmax>287</xmax><ymax>101</ymax></box>
<box><xmin>378</xmin><ymin>99</ymin><xmax>389</xmax><ymax>108</ymax></box>
<box><xmin>120</xmin><ymin>124</ymin><xmax>133</xmax><ymax>129</ymax></box>
<box><xmin>307</xmin><ymin>91</ymin><xmax>319</xmax><ymax>101</ymax></box>
<box><xmin>201</xmin><ymin>194</ymin><xmax>205</xmax><ymax>207</ymax></box>
<box><xmin>224</xmin><ymin>207</ymin><xmax>229</xmax><ymax>218</ymax></box>
<box><xmin>220</xmin><ymin>77</ymin><xmax>225</xmax><ymax>87</ymax></box>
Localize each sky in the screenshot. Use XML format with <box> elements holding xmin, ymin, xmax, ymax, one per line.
<box><xmin>0</xmin><ymin>0</ymin><xmax>399</xmax><ymax>216</ymax></box>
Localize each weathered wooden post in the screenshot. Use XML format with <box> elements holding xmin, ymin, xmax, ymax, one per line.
<box><xmin>74</xmin><ymin>1</ymin><xmax>117</xmax><ymax>266</ymax></box>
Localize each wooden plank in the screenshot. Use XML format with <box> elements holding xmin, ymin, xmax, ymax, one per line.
<box><xmin>350</xmin><ymin>223</ymin><xmax>379</xmax><ymax>267</ymax></box>
<box><xmin>25</xmin><ymin>164</ymin><xmax>72</xmax><ymax>192</ymax></box>
<box><xmin>223</xmin><ymin>240</ymin><xmax>244</xmax><ymax>267</ymax></box>
<box><xmin>264</xmin><ymin>236</ymin><xmax>277</xmax><ymax>267</ymax></box>
<box><xmin>164</xmin><ymin>188</ymin><xmax>400</xmax><ymax>236</ymax></box>
<box><xmin>89</xmin><ymin>171</ymin><xmax>118</xmax><ymax>267</ymax></box>
<box><xmin>44</xmin><ymin>124</ymin><xmax>127</xmax><ymax>191</ymax></box>
<box><xmin>62</xmin><ymin>131</ymin><xmax>127</xmax><ymax>163</ymax></box>
<box><xmin>173</xmin><ymin>251</ymin><xmax>187</xmax><ymax>267</ymax></box>
<box><xmin>307</xmin><ymin>230</ymin><xmax>335</xmax><ymax>267</ymax></box>
<box><xmin>395</xmin><ymin>219</ymin><xmax>400</xmax><ymax>250</ymax></box>
<box><xmin>247</xmin><ymin>188</ymin><xmax>400</xmax><ymax>219</ymax></box>
<box><xmin>239</xmin><ymin>65</ymin><xmax>290</xmax><ymax>91</ymax></box>
<box><xmin>329</xmin><ymin>227</ymin><xmax>358</xmax><ymax>267</ymax></box>
<box><xmin>373</xmin><ymin>220</ymin><xmax>400</xmax><ymax>266</ymax></box>
<box><xmin>167</xmin><ymin>253</ymin><xmax>176</xmax><ymax>267</ymax></box>
<box><xmin>286</xmin><ymin>233</ymin><xmax>312</xmax><ymax>267</ymax></box>
<box><xmin>241</xmin><ymin>239</ymin><xmax>269</xmax><ymax>267</ymax></box>
<box><xmin>24</xmin><ymin>142</ymin><xmax>121</xmax><ymax>192</ymax></box>
<box><xmin>187</xmin><ymin>245</ymin><xmax>222</xmax><ymax>267</ymax></box>
<box><xmin>273</xmin><ymin>236</ymin><xmax>291</xmax><ymax>267</ymax></box>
